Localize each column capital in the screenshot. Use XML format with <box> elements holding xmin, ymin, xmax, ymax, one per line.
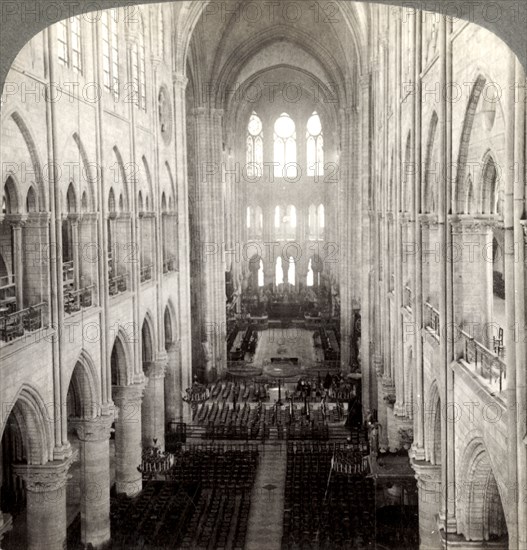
<box><xmin>144</xmin><ymin>360</ymin><xmax>166</xmax><ymax>379</ymax></box>
<box><xmin>418</xmin><ymin>213</ymin><xmax>438</xmax><ymax>226</ymax></box>
<box><xmin>70</xmin><ymin>415</ymin><xmax>114</xmax><ymax>442</ymax></box>
<box><xmin>26</xmin><ymin>212</ymin><xmax>50</xmax><ymax>225</ymax></box>
<box><xmin>359</xmin><ymin>72</ymin><xmax>370</xmax><ymax>88</ymax></box>
<box><xmin>13</xmin><ymin>453</ymin><xmax>77</xmax><ymax>493</ymax></box>
<box><xmin>410</xmin><ymin>459</ymin><xmax>441</xmax><ymax>487</ymax></box>
<box><xmin>399</xmin><ymin>213</ymin><xmax>411</xmax><ymax>226</ymax></box>
<box><xmin>79</xmin><ymin>212</ymin><xmax>98</xmax><ymax>223</ymax></box>
<box><xmin>172</xmin><ymin>72</ymin><xmax>188</xmax><ymax>89</ymax></box>
<box><xmin>5</xmin><ymin>213</ymin><xmax>27</xmax><ymax>228</ymax></box>
<box><xmin>211</xmin><ymin>107</ymin><xmax>224</xmax><ymax>119</ymax></box>
<box><xmin>450</xmin><ymin>214</ymin><xmax>496</xmax><ymax>234</ymax></box>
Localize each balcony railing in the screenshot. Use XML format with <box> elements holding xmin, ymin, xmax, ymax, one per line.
<box><xmin>0</xmin><ymin>274</ymin><xmax>15</xmax><ymax>288</ymax></box>
<box><xmin>109</xmin><ymin>274</ymin><xmax>128</xmax><ymax>296</ymax></box>
<box><xmin>162</xmin><ymin>257</ymin><xmax>178</xmax><ymax>274</ymax></box>
<box><xmin>424</xmin><ymin>302</ymin><xmax>440</xmax><ymax>336</ymax></box>
<box><xmin>63</xmin><ymin>260</ymin><xmax>74</xmax><ymax>283</ymax></box>
<box><xmin>140</xmin><ymin>264</ymin><xmax>153</xmax><ymax>283</ymax></box>
<box><xmin>64</xmin><ymin>285</ymin><xmax>94</xmax><ymax>314</ymax></box>
<box><xmin>460</xmin><ymin>330</ymin><xmax>506</xmax><ymax>392</ymax></box>
<box><xmin>0</xmin><ymin>302</ymin><xmax>46</xmax><ymax>342</ymax></box>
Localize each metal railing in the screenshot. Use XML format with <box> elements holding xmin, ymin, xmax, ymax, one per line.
<box><xmin>64</xmin><ymin>285</ymin><xmax>94</xmax><ymax>314</ymax></box>
<box><xmin>0</xmin><ymin>302</ymin><xmax>47</xmax><ymax>342</ymax></box>
<box><xmin>140</xmin><ymin>264</ymin><xmax>153</xmax><ymax>283</ymax></box>
<box><xmin>109</xmin><ymin>273</ymin><xmax>128</xmax><ymax>296</ymax></box>
<box><xmin>0</xmin><ymin>274</ymin><xmax>15</xmax><ymax>288</ymax></box>
<box><xmin>62</xmin><ymin>260</ymin><xmax>74</xmax><ymax>282</ymax></box>
<box><xmin>460</xmin><ymin>330</ymin><xmax>506</xmax><ymax>391</ymax></box>
<box><xmin>424</xmin><ymin>302</ymin><xmax>440</xmax><ymax>336</ymax></box>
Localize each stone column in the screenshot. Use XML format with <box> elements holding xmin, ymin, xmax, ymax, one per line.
<box><xmin>8</xmin><ymin>216</ymin><xmax>26</xmax><ymax>309</ymax></box>
<box><xmin>13</xmin><ymin>454</ymin><xmax>76</xmax><ymax>550</ymax></box>
<box><xmin>374</xmin><ymin>356</ymin><xmax>390</xmax><ymax>452</ymax></box>
<box><xmin>113</xmin><ymin>384</ymin><xmax>144</xmax><ymax>496</ymax></box>
<box><xmin>142</xmin><ymin>359</ymin><xmax>167</xmax><ymax>449</ymax></box>
<box><xmin>411</xmin><ymin>6</ymin><xmax>425</xmax><ymax>461</ymax></box>
<box><xmin>164</xmin><ymin>342</ymin><xmax>183</xmax><ymax>425</ymax></box>
<box><xmin>411</xmin><ymin>460</ymin><xmax>442</xmax><ymax>550</ymax></box>
<box><xmin>71</xmin><ymin>415</ymin><xmax>113</xmax><ymax>548</ymax></box>
<box><xmin>191</xmin><ymin>106</ymin><xmax>227</xmax><ymax>380</ymax></box>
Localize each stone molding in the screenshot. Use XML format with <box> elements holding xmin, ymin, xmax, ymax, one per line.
<box><xmin>172</xmin><ymin>73</ymin><xmax>188</xmax><ymax>89</ymax></box>
<box><xmin>13</xmin><ymin>452</ymin><xmax>78</xmax><ymax>493</ymax></box>
<box><xmin>70</xmin><ymin>415</ymin><xmax>114</xmax><ymax>442</ymax></box>
<box><xmin>450</xmin><ymin>215</ymin><xmax>496</xmax><ymax>234</ymax></box>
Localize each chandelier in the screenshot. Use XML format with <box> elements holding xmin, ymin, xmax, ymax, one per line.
<box><xmin>182</xmin><ymin>381</ymin><xmax>209</xmax><ymax>405</ymax></box>
<box><xmin>137</xmin><ymin>439</ymin><xmax>174</xmax><ymax>476</ymax></box>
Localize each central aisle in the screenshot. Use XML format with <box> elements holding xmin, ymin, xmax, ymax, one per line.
<box><xmin>245</xmin><ymin>442</ymin><xmax>287</xmax><ymax>550</ymax></box>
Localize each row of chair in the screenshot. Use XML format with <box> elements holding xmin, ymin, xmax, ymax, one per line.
<box><xmin>282</xmin><ymin>436</ymin><xmax>376</xmax><ymax>550</ymax></box>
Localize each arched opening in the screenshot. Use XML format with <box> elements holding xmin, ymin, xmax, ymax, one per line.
<box><xmin>287</xmin><ymin>256</ymin><xmax>295</xmax><ymax>286</ymax></box>
<box><xmin>0</xmin><ymin>392</ymin><xmax>51</xmax><ymax>549</ymax></box>
<box><xmin>426</xmin><ymin>385</ymin><xmax>441</xmax><ymax>466</ymax></box>
<box><xmin>306</xmin><ymin>111</ymin><xmax>323</xmax><ymax>177</ymax></box>
<box><xmin>246</xmin><ymin>111</ymin><xmax>263</xmax><ymax>178</ymax></box>
<box><xmin>65</xmin><ymin>359</ymin><xmax>109</xmax><ymax>546</ymax></box>
<box><xmin>3</xmin><ymin>177</ymin><xmax>18</xmax><ymax>215</ymax></box>
<box><xmin>274</xmin><ymin>113</ymin><xmax>297</xmax><ymax>178</ymax></box>
<box><xmin>164</xmin><ymin>307</ymin><xmax>173</xmax><ymax>350</ymax></box>
<box><xmin>458</xmin><ymin>440</ymin><xmax>508</xmax><ymax>543</ymax></box>
<box><xmin>307</xmin><ymin>258</ymin><xmax>314</xmax><ymax>287</ymax></box>
<box><xmin>275</xmin><ymin>256</ymin><xmax>284</xmax><ymax>286</ymax></box>
<box><xmin>25</xmin><ymin>187</ymin><xmax>37</xmax><ymax>213</ymax></box>
<box><xmin>81</xmin><ymin>191</ymin><xmax>88</xmax><ymax>213</ymax></box>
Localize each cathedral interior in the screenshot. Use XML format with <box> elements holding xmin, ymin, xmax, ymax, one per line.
<box><xmin>0</xmin><ymin>1</ymin><xmax>526</xmax><ymax>548</ymax></box>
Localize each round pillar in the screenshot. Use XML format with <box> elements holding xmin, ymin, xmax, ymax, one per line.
<box><xmin>72</xmin><ymin>415</ymin><xmax>113</xmax><ymax>549</ymax></box>
<box><xmin>113</xmin><ymin>384</ymin><xmax>144</xmax><ymax>496</ymax></box>
<box><xmin>142</xmin><ymin>359</ymin><xmax>167</xmax><ymax>449</ymax></box>
<box><xmin>411</xmin><ymin>460</ymin><xmax>442</xmax><ymax>550</ymax></box>
<box><xmin>13</xmin><ymin>454</ymin><xmax>76</xmax><ymax>550</ymax></box>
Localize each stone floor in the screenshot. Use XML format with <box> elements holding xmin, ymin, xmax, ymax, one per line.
<box><xmin>253</xmin><ymin>328</ymin><xmax>323</xmax><ymax>368</ymax></box>
<box><xmin>245</xmin><ymin>441</ymin><xmax>288</xmax><ymax>550</ymax></box>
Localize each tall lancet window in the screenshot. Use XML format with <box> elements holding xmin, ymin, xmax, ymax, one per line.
<box><xmin>275</xmin><ymin>257</ymin><xmax>284</xmax><ymax>285</ymax></box>
<box><xmin>102</xmin><ymin>9</ymin><xmax>120</xmax><ymax>100</ymax></box>
<box><xmin>258</xmin><ymin>259</ymin><xmax>264</xmax><ymax>287</ymax></box>
<box><xmin>131</xmin><ymin>16</ymin><xmax>147</xmax><ymax>110</ymax></box>
<box><xmin>57</xmin><ymin>16</ymin><xmax>83</xmax><ymax>73</ymax></box>
<box><xmin>306</xmin><ymin>112</ymin><xmax>323</xmax><ymax>176</ymax></box>
<box><xmin>246</xmin><ymin>112</ymin><xmax>263</xmax><ymax>177</ymax></box>
<box><xmin>274</xmin><ymin>113</ymin><xmax>297</xmax><ymax>178</ymax></box>
<box><xmin>287</xmin><ymin>257</ymin><xmax>295</xmax><ymax>285</ymax></box>
<box><xmin>317</xmin><ymin>204</ymin><xmax>325</xmax><ymax>239</ymax></box>
<box><xmin>307</xmin><ymin>258</ymin><xmax>314</xmax><ymax>287</ymax></box>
